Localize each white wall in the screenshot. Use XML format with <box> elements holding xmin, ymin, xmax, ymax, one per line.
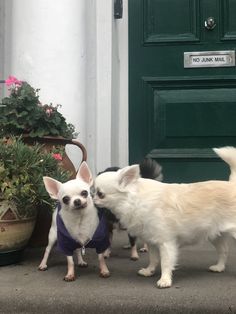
<box><xmin>0</xmin><ymin>0</ymin><xmax>5</xmax><ymax>98</ymax></box>
<box><xmin>0</xmin><ymin>0</ymin><xmax>129</xmax><ymax>175</ymax></box>
<box><xmin>111</xmin><ymin>0</ymin><xmax>128</xmax><ymax>169</ymax></box>
<box><xmin>5</xmin><ymin>0</ymin><xmax>87</xmax><ymax>169</ymax></box>
<box><xmin>85</xmin><ymin>0</ymin><xmax>128</xmax><ymax>174</ymax></box>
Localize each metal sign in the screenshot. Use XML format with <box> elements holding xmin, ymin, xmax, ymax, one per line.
<box><xmin>184</xmin><ymin>50</ymin><xmax>235</xmax><ymax>68</ymax></box>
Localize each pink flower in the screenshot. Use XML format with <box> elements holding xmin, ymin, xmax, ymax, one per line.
<box><xmin>5</xmin><ymin>75</ymin><xmax>22</xmax><ymax>87</ymax></box>
<box><xmin>45</xmin><ymin>108</ymin><xmax>53</xmax><ymax>117</ymax></box>
<box><xmin>52</xmin><ymin>153</ymin><xmax>63</xmax><ymax>161</ymax></box>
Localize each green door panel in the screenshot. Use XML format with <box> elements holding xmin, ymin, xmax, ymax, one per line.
<box><xmin>129</xmin><ymin>0</ymin><xmax>236</xmax><ymax>182</ymax></box>
<box><xmin>143</xmin><ymin>0</ymin><xmax>200</xmax><ymax>43</ymax></box>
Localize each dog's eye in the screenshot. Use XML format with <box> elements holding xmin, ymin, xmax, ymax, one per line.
<box><xmin>97</xmin><ymin>191</ymin><xmax>105</xmax><ymax>199</ymax></box>
<box><xmin>62</xmin><ymin>196</ymin><xmax>70</xmax><ymax>205</ymax></box>
<box><xmin>81</xmin><ymin>190</ymin><xmax>88</xmax><ymax>198</ymax></box>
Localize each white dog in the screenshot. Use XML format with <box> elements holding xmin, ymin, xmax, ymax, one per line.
<box><xmin>38</xmin><ymin>161</ymin><xmax>110</xmax><ymax>281</ymax></box>
<box><xmin>93</xmin><ymin>147</ymin><xmax>236</xmax><ymax>288</ymax></box>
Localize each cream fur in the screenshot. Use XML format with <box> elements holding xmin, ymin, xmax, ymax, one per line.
<box><xmin>94</xmin><ymin>147</ymin><xmax>236</xmax><ymax>288</ymax></box>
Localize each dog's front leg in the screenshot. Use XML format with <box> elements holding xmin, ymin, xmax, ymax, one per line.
<box><xmin>157</xmin><ymin>241</ymin><xmax>178</xmax><ymax>288</ymax></box>
<box><xmin>64</xmin><ymin>256</ymin><xmax>75</xmax><ymax>281</ymax></box>
<box><xmin>38</xmin><ymin>238</ymin><xmax>56</xmax><ymax>271</ymax></box>
<box><xmin>98</xmin><ymin>253</ymin><xmax>110</xmax><ymax>278</ymax></box>
<box><xmin>38</xmin><ymin>212</ymin><xmax>57</xmax><ymax>271</ymax></box>
<box><xmin>138</xmin><ymin>244</ymin><xmax>158</xmax><ymax>277</ymax></box>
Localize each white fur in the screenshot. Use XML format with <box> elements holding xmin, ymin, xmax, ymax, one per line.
<box><xmin>93</xmin><ymin>147</ymin><xmax>236</xmax><ymax>288</ymax></box>
<box><xmin>213</xmin><ymin>146</ymin><xmax>236</xmax><ymax>182</ymax></box>
<box><xmin>38</xmin><ymin>161</ymin><xmax>110</xmax><ymax>281</ymax></box>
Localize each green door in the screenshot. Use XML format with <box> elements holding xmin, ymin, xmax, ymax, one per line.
<box><xmin>129</xmin><ymin>0</ymin><xmax>236</xmax><ymax>182</ymax></box>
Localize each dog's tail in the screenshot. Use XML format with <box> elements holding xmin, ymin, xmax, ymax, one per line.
<box><xmin>213</xmin><ymin>146</ymin><xmax>236</xmax><ymax>182</ymax></box>
<box><xmin>139</xmin><ymin>158</ymin><xmax>163</xmax><ymax>181</ymax></box>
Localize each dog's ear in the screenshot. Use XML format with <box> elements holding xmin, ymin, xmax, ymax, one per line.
<box><xmin>43</xmin><ymin>176</ymin><xmax>62</xmax><ymax>199</ymax></box>
<box><xmin>118</xmin><ymin>165</ymin><xmax>140</xmax><ymax>188</ymax></box>
<box><xmin>76</xmin><ymin>161</ymin><xmax>93</xmax><ymax>186</ymax></box>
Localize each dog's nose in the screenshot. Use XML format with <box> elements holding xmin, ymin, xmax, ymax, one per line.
<box><xmin>74</xmin><ymin>199</ymin><xmax>82</xmax><ymax>208</ymax></box>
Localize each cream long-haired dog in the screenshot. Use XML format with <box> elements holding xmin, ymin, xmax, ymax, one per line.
<box><xmin>93</xmin><ymin>147</ymin><xmax>236</xmax><ymax>288</ymax></box>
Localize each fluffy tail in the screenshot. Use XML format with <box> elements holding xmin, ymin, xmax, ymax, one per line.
<box><xmin>213</xmin><ymin>146</ymin><xmax>236</xmax><ymax>182</ymax></box>
<box><xmin>139</xmin><ymin>158</ymin><xmax>163</xmax><ymax>181</ymax></box>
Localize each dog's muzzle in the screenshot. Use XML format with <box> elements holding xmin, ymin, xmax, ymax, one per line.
<box><xmin>73</xmin><ymin>199</ymin><xmax>87</xmax><ymax>210</ymax></box>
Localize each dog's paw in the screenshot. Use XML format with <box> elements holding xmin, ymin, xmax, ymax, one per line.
<box><xmin>78</xmin><ymin>262</ymin><xmax>88</xmax><ymax>268</ymax></box>
<box><xmin>157</xmin><ymin>277</ymin><xmax>172</xmax><ymax>288</ymax></box>
<box><xmin>209</xmin><ymin>264</ymin><xmax>225</xmax><ymax>273</ymax></box>
<box><xmin>38</xmin><ymin>264</ymin><xmax>48</xmax><ymax>271</ymax></box>
<box><xmin>100</xmin><ymin>271</ymin><xmax>110</xmax><ymax>278</ymax></box>
<box><xmin>138</xmin><ymin>268</ymin><xmax>155</xmax><ymax>277</ymax></box>
<box><xmin>64</xmin><ymin>275</ymin><xmax>75</xmax><ymax>282</ymax></box>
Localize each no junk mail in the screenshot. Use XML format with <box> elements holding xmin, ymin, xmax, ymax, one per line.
<box><xmin>184</xmin><ymin>50</ymin><xmax>235</xmax><ymax>68</ymax></box>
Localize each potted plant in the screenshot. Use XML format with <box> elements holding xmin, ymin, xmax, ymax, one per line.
<box><xmin>0</xmin><ymin>76</ymin><xmax>87</xmax><ymax>177</ymax></box>
<box><xmin>0</xmin><ymin>76</ymin><xmax>76</xmax><ymax>139</ymax></box>
<box><xmin>0</xmin><ymin>136</ymin><xmax>71</xmax><ymax>265</ymax></box>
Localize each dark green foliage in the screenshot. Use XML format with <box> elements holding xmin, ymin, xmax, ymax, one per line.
<box><xmin>0</xmin><ymin>82</ymin><xmax>77</xmax><ymax>139</ymax></box>
<box><xmin>0</xmin><ymin>137</ymin><xmax>71</xmax><ymax>217</ymax></box>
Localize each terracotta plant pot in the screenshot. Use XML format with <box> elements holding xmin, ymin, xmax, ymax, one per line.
<box><xmin>0</xmin><ymin>200</ymin><xmax>36</xmax><ymax>266</ymax></box>
<box><xmin>22</xmin><ymin>136</ymin><xmax>87</xmax><ymax>179</ymax></box>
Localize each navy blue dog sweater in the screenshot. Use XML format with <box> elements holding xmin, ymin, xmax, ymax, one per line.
<box><xmin>56</xmin><ymin>204</ymin><xmax>110</xmax><ymax>256</ymax></box>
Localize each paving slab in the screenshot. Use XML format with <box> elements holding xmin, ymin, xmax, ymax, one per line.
<box><xmin>0</xmin><ymin>230</ymin><xmax>236</xmax><ymax>314</ymax></box>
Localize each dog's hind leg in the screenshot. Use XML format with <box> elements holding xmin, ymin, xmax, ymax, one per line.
<box><xmin>103</xmin><ymin>221</ymin><xmax>114</xmax><ymax>258</ymax></box>
<box><xmin>209</xmin><ymin>236</ymin><xmax>229</xmax><ymax>272</ymax></box>
<box><xmin>98</xmin><ymin>253</ymin><xmax>110</xmax><ymax>278</ymax></box>
<box><xmin>103</xmin><ymin>230</ymin><xmax>113</xmax><ymax>259</ymax></box>
<box><xmin>138</xmin><ymin>244</ymin><xmax>159</xmax><ymax>277</ymax></box>
<box><xmin>157</xmin><ymin>241</ymin><xmax>178</xmax><ymax>288</ymax></box>
<box><xmin>76</xmin><ymin>249</ymin><xmax>88</xmax><ymax>267</ymax></box>
<box><xmin>38</xmin><ymin>211</ymin><xmax>57</xmax><ymax>271</ymax></box>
